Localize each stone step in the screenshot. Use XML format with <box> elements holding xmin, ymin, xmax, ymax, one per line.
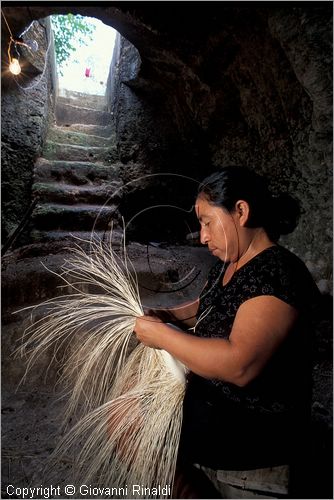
<box><xmin>47</xmin><ymin>126</ymin><xmax>114</xmax><ymax>148</ymax></box>
<box><xmin>57</xmin><ymin>91</ymin><xmax>107</xmax><ymax>111</ymax></box>
<box><xmin>34</xmin><ymin>158</ymin><xmax>121</xmax><ymax>186</ymax></box>
<box><xmin>43</xmin><ymin>141</ymin><xmax>118</xmax><ymax>163</ymax></box>
<box><xmin>30</xmin><ymin>229</ymin><xmax>124</xmax><ymax>245</ymax></box>
<box><xmin>59</xmin><ymin>123</ymin><xmax>114</xmax><ymax>138</ymax></box>
<box><xmin>33</xmin><ymin>181</ymin><xmax>122</xmax><ymax>204</ymax></box>
<box><xmin>55</xmin><ymin>102</ymin><xmax>111</xmax><ymax>126</ymax></box>
<box><xmin>32</xmin><ymin>203</ymin><xmax>120</xmax><ymax>231</ymax></box>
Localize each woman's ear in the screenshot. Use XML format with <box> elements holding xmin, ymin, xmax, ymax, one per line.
<box><xmin>235</xmin><ymin>200</ymin><xmax>250</xmax><ymax>226</ymax></box>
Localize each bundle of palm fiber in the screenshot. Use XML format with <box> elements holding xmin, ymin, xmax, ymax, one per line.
<box><xmin>17</xmin><ymin>234</ymin><xmax>188</xmax><ymax>498</ymax></box>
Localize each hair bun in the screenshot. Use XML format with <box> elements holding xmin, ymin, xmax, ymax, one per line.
<box><xmin>269</xmin><ymin>193</ymin><xmax>301</xmax><ymax>237</ymax></box>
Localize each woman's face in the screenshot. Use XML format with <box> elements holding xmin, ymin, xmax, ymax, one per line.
<box><xmin>195</xmin><ymin>195</ymin><xmax>241</xmax><ymax>263</ymax></box>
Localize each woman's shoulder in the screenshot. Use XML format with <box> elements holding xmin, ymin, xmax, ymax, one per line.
<box><xmin>247</xmin><ymin>244</ymin><xmax>303</xmax><ymax>273</ymax></box>
<box><xmin>256</xmin><ymin>245</ymin><xmax>315</xmax><ymax>282</ymax></box>
<box><xmin>241</xmin><ymin>245</ymin><xmax>321</xmax><ymax>311</ymax></box>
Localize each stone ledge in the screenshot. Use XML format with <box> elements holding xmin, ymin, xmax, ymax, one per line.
<box><xmin>217</xmin><ymin>465</ymin><xmax>289</xmax><ymax>495</ymax></box>
<box><xmin>196</xmin><ymin>464</ymin><xmax>289</xmax><ymax>499</ymax></box>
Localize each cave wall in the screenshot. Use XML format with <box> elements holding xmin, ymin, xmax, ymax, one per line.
<box><xmin>1</xmin><ymin>17</ymin><xmax>57</xmax><ymax>246</ymax></box>
<box><xmin>105</xmin><ymin>4</ymin><xmax>332</xmax><ymax>291</ymax></box>
<box><xmin>104</xmin><ymin>31</ymin><xmax>211</xmax><ymax>241</ymax></box>
<box><xmin>267</xmin><ymin>7</ymin><xmax>332</xmax><ymax>289</ymax></box>
<box><xmin>2</xmin><ymin>4</ymin><xmax>331</xmax><ymax>285</ymax></box>
<box><xmin>106</xmin><ymin>31</ymin><xmax>210</xmax><ymax>176</ymax></box>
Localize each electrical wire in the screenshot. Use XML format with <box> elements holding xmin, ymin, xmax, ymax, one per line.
<box><xmin>2</xmin><ymin>8</ymin><xmax>52</xmax><ymax>92</ymax></box>
<box><xmin>1</xmin><ymin>9</ymin><xmax>13</xmax><ymax>38</ymax></box>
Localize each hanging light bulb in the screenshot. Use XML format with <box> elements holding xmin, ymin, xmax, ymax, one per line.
<box><xmin>9</xmin><ymin>57</ymin><xmax>21</xmax><ymax>75</ymax></box>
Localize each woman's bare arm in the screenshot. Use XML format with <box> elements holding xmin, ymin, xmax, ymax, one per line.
<box><xmin>135</xmin><ymin>295</ymin><xmax>299</xmax><ymax>387</ymax></box>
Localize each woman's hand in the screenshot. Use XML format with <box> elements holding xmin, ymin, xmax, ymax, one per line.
<box><xmin>134</xmin><ymin>315</ymin><xmax>164</xmax><ymax>349</ymax></box>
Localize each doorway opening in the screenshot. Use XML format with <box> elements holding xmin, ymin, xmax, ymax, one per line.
<box><xmin>51</xmin><ymin>14</ymin><xmax>116</xmax><ymax>97</ymax></box>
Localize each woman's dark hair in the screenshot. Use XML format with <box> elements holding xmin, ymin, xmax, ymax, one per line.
<box><xmin>198</xmin><ymin>166</ymin><xmax>300</xmax><ymax>242</ymax></box>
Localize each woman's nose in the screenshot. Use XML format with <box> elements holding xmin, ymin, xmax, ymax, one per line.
<box><xmin>200</xmin><ymin>227</ymin><xmax>209</xmax><ymax>245</ymax></box>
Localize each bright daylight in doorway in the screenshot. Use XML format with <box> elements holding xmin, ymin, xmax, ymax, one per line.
<box><xmin>56</xmin><ymin>16</ymin><xmax>116</xmax><ymax>96</ymax></box>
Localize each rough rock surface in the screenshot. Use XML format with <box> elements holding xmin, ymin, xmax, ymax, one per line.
<box><xmin>1</xmin><ymin>4</ymin><xmax>332</xmax><ymax>498</ymax></box>
<box><xmin>1</xmin><ymin>17</ymin><xmax>56</xmax><ymax>246</ymax></box>
<box><xmin>2</xmin><ymin>4</ymin><xmax>332</xmax><ymax>282</ymax></box>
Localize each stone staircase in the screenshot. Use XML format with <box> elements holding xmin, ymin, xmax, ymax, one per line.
<box><xmin>31</xmin><ymin>92</ymin><xmax>123</xmax><ymax>243</ymax></box>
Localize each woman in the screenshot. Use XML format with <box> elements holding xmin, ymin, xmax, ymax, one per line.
<box><xmin>134</xmin><ymin>167</ymin><xmax>321</xmax><ymax>497</ymax></box>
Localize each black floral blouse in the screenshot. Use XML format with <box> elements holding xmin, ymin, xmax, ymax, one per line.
<box><xmin>179</xmin><ymin>245</ymin><xmax>321</xmax><ymax>469</ymax></box>
<box><xmin>192</xmin><ymin>245</ymin><xmax>320</xmax><ymax>411</ymax></box>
